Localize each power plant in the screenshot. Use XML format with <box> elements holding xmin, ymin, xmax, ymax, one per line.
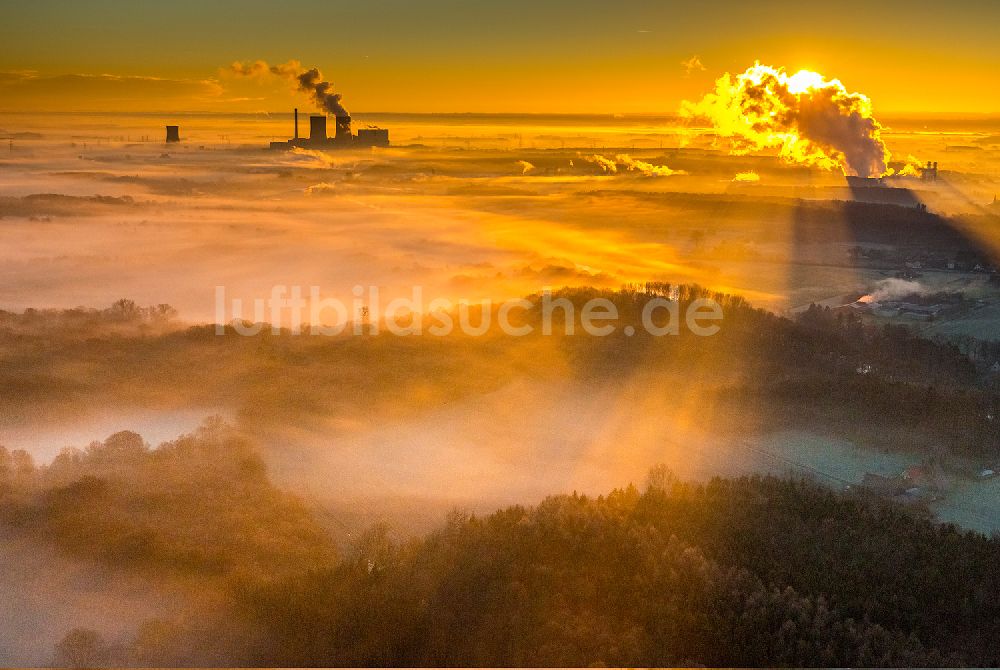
<box><xmin>270</xmin><ymin>108</ymin><xmax>389</xmax><ymax>150</ymax></box>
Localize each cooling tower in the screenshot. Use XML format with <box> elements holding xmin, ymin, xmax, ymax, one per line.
<box><xmin>309</xmin><ymin>115</ymin><xmax>327</xmax><ymax>142</ymax></box>
<box><xmin>335</xmin><ymin>115</ymin><xmax>352</xmax><ymax>141</ymax></box>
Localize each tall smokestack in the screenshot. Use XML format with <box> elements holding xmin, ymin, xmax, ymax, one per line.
<box><xmin>309</xmin><ymin>115</ymin><xmax>327</xmax><ymax>142</ymax></box>
<box><xmin>294</xmin><ymin>108</ymin><xmax>299</xmax><ymax>140</ymax></box>
<box><xmin>165</xmin><ymin>125</ymin><xmax>180</xmax><ymax>143</ymax></box>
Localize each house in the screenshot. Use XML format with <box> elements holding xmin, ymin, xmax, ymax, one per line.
<box><xmin>906</xmin><ymin>461</ymin><xmax>946</xmax><ymax>488</ymax></box>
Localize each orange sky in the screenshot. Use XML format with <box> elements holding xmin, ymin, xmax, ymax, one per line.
<box><xmin>1</xmin><ymin>0</ymin><xmax>998</xmax><ymax>114</ymax></box>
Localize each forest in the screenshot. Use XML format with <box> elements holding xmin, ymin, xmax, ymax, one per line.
<box><xmin>2</xmin><ymin>285</ymin><xmax>997</xmax><ymax>459</ymax></box>
<box><xmin>3</xmin><ymin>426</ymin><xmax>999</xmax><ymax>666</ymax></box>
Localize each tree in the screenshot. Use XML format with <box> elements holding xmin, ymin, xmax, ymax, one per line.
<box><xmin>645</xmin><ymin>463</ymin><xmax>677</xmax><ymax>492</ymax></box>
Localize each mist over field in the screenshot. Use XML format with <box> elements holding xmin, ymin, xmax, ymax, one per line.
<box><xmin>3</xmin><ymin>110</ymin><xmax>1000</xmax><ymax>666</ymax></box>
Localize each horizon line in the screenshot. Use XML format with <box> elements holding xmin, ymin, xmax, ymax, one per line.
<box><xmin>2</xmin><ymin>109</ymin><xmax>1000</xmax><ymax>118</ymax></box>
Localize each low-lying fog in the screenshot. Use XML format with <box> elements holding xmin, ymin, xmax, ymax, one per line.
<box><xmin>4</xmin><ymin>112</ymin><xmax>1000</xmax><ymax>510</ymax></box>
<box><xmin>2</xmin><ymin>112</ymin><xmax>998</xmax><ymax>321</ymax></box>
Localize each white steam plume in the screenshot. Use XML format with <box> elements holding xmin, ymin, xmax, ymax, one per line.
<box><xmin>682</xmin><ymin>62</ymin><xmax>891</xmax><ymax>177</ymax></box>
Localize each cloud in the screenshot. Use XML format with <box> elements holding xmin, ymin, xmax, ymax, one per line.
<box><xmin>0</xmin><ymin>70</ymin><xmax>39</xmax><ymax>82</ymax></box>
<box><xmin>304</xmin><ymin>182</ymin><xmax>337</xmax><ymax>195</ymax></box>
<box><xmin>681</xmin><ymin>55</ymin><xmax>706</xmax><ymax>77</ymax></box>
<box><xmin>226</xmin><ymin>60</ymin><xmax>302</xmax><ymax>80</ymax></box>
<box><xmin>0</xmin><ymin>71</ymin><xmax>223</xmax><ymax>110</ymax></box>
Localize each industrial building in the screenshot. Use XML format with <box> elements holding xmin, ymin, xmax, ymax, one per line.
<box><xmin>845</xmin><ymin>176</ymin><xmax>884</xmax><ymax>188</ymax></box>
<box><xmin>844</xmin><ymin>175</ymin><xmax>924</xmax><ymax>208</ymax></box>
<box><xmin>269</xmin><ymin>108</ymin><xmax>389</xmax><ymax>150</ymax></box>
<box><xmin>165</xmin><ymin>125</ymin><xmax>180</xmax><ymax>143</ymax></box>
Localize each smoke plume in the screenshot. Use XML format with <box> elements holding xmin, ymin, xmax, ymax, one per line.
<box><xmin>583</xmin><ymin>154</ymin><xmax>618</xmax><ymax>174</ymax></box>
<box><xmin>868</xmin><ymin>278</ymin><xmax>929</xmax><ymax>302</ymax></box>
<box><xmin>682</xmin><ymin>62</ymin><xmax>890</xmax><ymax>177</ymax></box>
<box><xmin>582</xmin><ymin>153</ymin><xmax>685</xmax><ymax>177</ymax></box>
<box><xmin>230</xmin><ymin>59</ymin><xmax>349</xmax><ymax>116</ymax></box>
<box><xmin>615</xmin><ymin>154</ymin><xmax>686</xmax><ymax>177</ymax></box>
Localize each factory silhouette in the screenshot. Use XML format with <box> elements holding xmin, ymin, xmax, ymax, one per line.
<box><xmin>269</xmin><ymin>107</ymin><xmax>389</xmax><ymax>150</ymax></box>
<box><xmin>161</xmin><ymin>108</ymin><xmax>389</xmax><ymax>149</ymax></box>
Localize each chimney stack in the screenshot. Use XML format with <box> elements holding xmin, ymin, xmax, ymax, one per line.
<box><xmin>294</xmin><ymin>108</ymin><xmax>299</xmax><ymax>140</ymax></box>
<box><xmin>335</xmin><ymin>115</ymin><xmax>352</xmax><ymax>141</ymax></box>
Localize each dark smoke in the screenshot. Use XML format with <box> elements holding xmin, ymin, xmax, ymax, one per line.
<box><xmin>230</xmin><ymin>59</ymin><xmax>348</xmax><ymax>116</ymax></box>
<box><xmin>295</xmin><ymin>68</ymin><xmax>348</xmax><ymax>116</ymax></box>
